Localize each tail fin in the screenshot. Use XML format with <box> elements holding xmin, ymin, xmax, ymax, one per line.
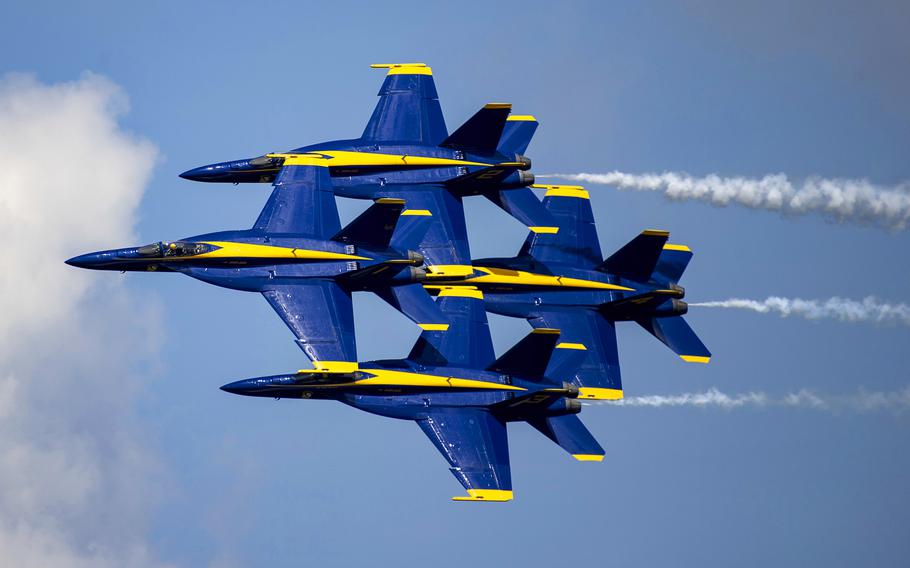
<box><xmin>528</xmin><ymin>415</ymin><xmax>604</xmax><ymax>461</ymax></box>
<box><xmin>331</xmin><ymin>198</ymin><xmax>405</xmax><ymax>249</ymax></box>
<box><xmin>486</xmin><ymin>328</ymin><xmax>560</xmax><ymax>379</ymax></box>
<box><xmin>652</xmin><ymin>244</ymin><xmax>693</xmax><ymax>285</ymax></box>
<box><xmin>440</xmin><ymin>103</ymin><xmax>512</xmax><ymax>155</ymax></box>
<box><xmin>637</xmin><ymin>316</ymin><xmax>711</xmax><ymax>363</ymax></box>
<box><xmin>497</xmin><ymin>115</ymin><xmax>538</xmax><ymax>156</ymax></box>
<box><xmin>533</xmin><ymin>309</ymin><xmax>623</xmax><ymax>400</ymax></box>
<box><xmin>407</xmin><ymin>287</ymin><xmax>495</xmax><ymax>368</ymax></box>
<box><xmin>518</xmin><ymin>185</ymin><xmax>602</xmax><ymax>269</ymax></box>
<box><xmin>600</xmin><ymin>230</ymin><xmax>669</xmax><ymax>282</ymax></box>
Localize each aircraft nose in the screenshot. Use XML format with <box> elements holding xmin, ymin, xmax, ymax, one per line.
<box><xmin>65</xmin><ymin>252</ymin><xmax>104</xmax><ymax>269</ymax></box>
<box><xmin>179</xmin><ymin>164</ymin><xmax>213</xmax><ymax>181</ymax></box>
<box><xmin>220</xmin><ymin>379</ymin><xmax>255</xmax><ymax>395</ymax></box>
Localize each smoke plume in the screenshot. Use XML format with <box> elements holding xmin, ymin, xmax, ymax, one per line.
<box><xmin>690</xmin><ymin>296</ymin><xmax>910</xmax><ymax>326</ymax></box>
<box><xmin>541</xmin><ymin>171</ymin><xmax>910</xmax><ymax>230</ymax></box>
<box><xmin>601</xmin><ymin>387</ymin><xmax>910</xmax><ymax>412</ymax></box>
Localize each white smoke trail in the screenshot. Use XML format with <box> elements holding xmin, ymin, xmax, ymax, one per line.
<box><xmin>599</xmin><ymin>387</ymin><xmax>910</xmax><ymax>412</ymax></box>
<box><xmin>540</xmin><ymin>171</ymin><xmax>910</xmax><ymax>230</ymax></box>
<box><xmin>690</xmin><ymin>296</ymin><xmax>910</xmax><ymax>326</ymax></box>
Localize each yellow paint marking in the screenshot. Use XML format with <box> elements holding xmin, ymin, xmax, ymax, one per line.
<box><xmin>375</xmin><ymin>197</ymin><xmax>405</xmax><ymax>205</ymax></box>
<box><xmin>573</xmin><ymin>454</ymin><xmax>605</xmax><ymax>462</ymax></box>
<box><xmin>309</xmin><ymin>361</ymin><xmax>359</xmax><ymax>373</ymax></box>
<box><xmin>532</xmin><ymin>328</ymin><xmax>560</xmax><ymax>335</ymax></box>
<box><xmin>371</xmin><ymin>63</ymin><xmax>432</xmax><ymax>75</ymax></box>
<box><xmin>680</xmin><ymin>355</ymin><xmax>711</xmax><ymax>364</ymax></box>
<box><xmin>507</xmin><ymin>115</ymin><xmax>537</xmax><ymax>121</ymax></box>
<box><xmin>401</xmin><ymin>209</ymin><xmax>432</xmax><ymax>216</ymax></box>
<box><xmin>531</xmin><ymin>184</ymin><xmax>585</xmax><ymax>190</ymax></box>
<box><xmin>544</xmin><ymin>187</ymin><xmax>590</xmax><ymax>199</ymax></box>
<box><xmin>449</xmin><ymin>266</ymin><xmax>634</xmax><ymax>291</ymax></box>
<box><xmin>426</xmin><ymin>264</ymin><xmax>475</xmax><ymax>277</ymax></box>
<box><xmin>269</xmin><ymin>150</ymin><xmax>490</xmax><ymax>169</ymax></box>
<box><xmin>438</xmin><ymin>287</ymin><xmax>483</xmax><ymax>300</ymax></box>
<box><xmin>556</xmin><ymin>342</ymin><xmax>587</xmax><ymax>350</ymax></box>
<box><xmin>197</xmin><ymin>242</ymin><xmax>370</xmax><ymax>261</ymax></box>
<box><xmin>296</xmin><ymin>367</ymin><xmax>525</xmax><ymax>392</ymax></box>
<box><xmin>418</xmin><ymin>323</ymin><xmax>449</xmax><ymax>331</ymax></box>
<box><xmin>452</xmin><ymin>489</ymin><xmax>513</xmax><ymax>502</ymax></box>
<box><xmin>578</xmin><ymin>387</ymin><xmax>624</xmax><ymax>400</ymax></box>
<box><xmin>528</xmin><ymin>226</ymin><xmax>560</xmax><ymax>234</ymax></box>
<box><xmin>484</xmin><ymin>103</ymin><xmax>512</xmax><ymax>110</ymax></box>
<box><xmin>663</xmin><ymin>243</ymin><xmax>691</xmax><ymax>252</ymax></box>
<box><xmin>642</xmin><ymin>229</ymin><xmax>670</xmax><ymax>237</ymax></box>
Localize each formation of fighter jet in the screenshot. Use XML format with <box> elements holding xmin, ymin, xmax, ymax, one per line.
<box><xmin>67</xmin><ymin>63</ymin><xmax>710</xmax><ymax>502</ymax></box>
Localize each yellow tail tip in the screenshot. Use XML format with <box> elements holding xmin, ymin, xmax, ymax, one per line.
<box><xmin>452</xmin><ymin>489</ymin><xmax>513</xmax><ymax>502</ymax></box>
<box><xmin>573</xmin><ymin>454</ymin><xmax>605</xmax><ymax>462</ymax></box>
<box><xmin>680</xmin><ymin>355</ymin><xmax>711</xmax><ymax>364</ymax></box>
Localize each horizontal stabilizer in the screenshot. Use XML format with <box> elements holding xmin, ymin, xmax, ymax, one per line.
<box><xmin>375</xmin><ymin>283</ymin><xmax>448</xmax><ymax>330</ymax></box>
<box><xmin>483</xmin><ymin>187</ymin><xmax>557</xmax><ymax>234</ymax></box>
<box><xmin>331</xmin><ymin>198</ymin><xmax>404</xmax><ymax>249</ymax></box>
<box><xmin>440</xmin><ymin>103</ymin><xmax>512</xmax><ymax>155</ymax></box>
<box><xmin>529</xmin><ymin>415</ymin><xmax>604</xmax><ymax>461</ymax></box>
<box><xmin>497</xmin><ymin>115</ymin><xmax>538</xmax><ymax>155</ymax></box>
<box><xmin>637</xmin><ymin>315</ymin><xmax>711</xmax><ymax>363</ymax></box>
<box><xmin>600</xmin><ymin>230</ymin><xmax>669</xmax><ymax>282</ymax></box>
<box><xmin>486</xmin><ymin>328</ymin><xmax>560</xmax><ymax>379</ymax></box>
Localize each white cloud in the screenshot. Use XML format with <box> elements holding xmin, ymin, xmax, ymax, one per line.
<box><xmin>0</xmin><ymin>73</ymin><xmax>170</xmax><ymax>567</ymax></box>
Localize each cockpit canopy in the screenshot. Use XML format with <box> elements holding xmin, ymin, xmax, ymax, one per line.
<box><xmin>136</xmin><ymin>241</ymin><xmax>217</xmax><ymax>258</ymax></box>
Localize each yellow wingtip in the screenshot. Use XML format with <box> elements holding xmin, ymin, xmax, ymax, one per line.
<box><xmin>528</xmin><ymin>226</ymin><xmax>560</xmax><ymax>234</ymax></box>
<box><xmin>417</xmin><ymin>323</ymin><xmax>449</xmax><ymax>331</ymax></box>
<box><xmin>680</xmin><ymin>355</ymin><xmax>711</xmax><ymax>364</ymax></box>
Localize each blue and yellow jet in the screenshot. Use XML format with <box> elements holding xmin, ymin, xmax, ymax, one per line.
<box><xmin>66</xmin><ymin>162</ymin><xmax>444</xmax><ymax>365</ymax></box>
<box><xmin>428</xmin><ymin>184</ymin><xmax>712</xmax><ymax>399</ymax></box>
<box><xmin>179</xmin><ymin>63</ymin><xmax>554</xmax><ymax>276</ymax></box>
<box><xmin>221</xmin><ymin>287</ymin><xmax>608</xmax><ymax>502</ymax></box>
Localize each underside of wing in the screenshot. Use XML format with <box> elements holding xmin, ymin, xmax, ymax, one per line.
<box><xmin>253</xmin><ymin>163</ymin><xmax>340</xmax><ymax>238</ymax></box>
<box><xmin>362</xmin><ymin>64</ymin><xmax>448</xmax><ymax>146</ymax></box>
<box><xmin>417</xmin><ymin>409</ymin><xmax>512</xmax><ymax>501</ymax></box>
<box><xmin>262</xmin><ymin>280</ymin><xmax>356</xmax><ymax>365</ymax></box>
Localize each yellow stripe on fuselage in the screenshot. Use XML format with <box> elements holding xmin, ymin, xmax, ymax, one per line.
<box><xmin>269</xmin><ymin>150</ymin><xmax>490</xmax><ymax>169</ymax></box>
<box><xmin>296</xmin><ymin>366</ymin><xmax>525</xmax><ymax>392</ymax></box>
<box><xmin>195</xmin><ymin>242</ymin><xmax>370</xmax><ymax>262</ymax></box>
<box><xmin>433</xmin><ymin>266</ymin><xmax>634</xmax><ymax>291</ymax></box>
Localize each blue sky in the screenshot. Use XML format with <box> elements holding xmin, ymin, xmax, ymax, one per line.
<box><xmin>3</xmin><ymin>1</ymin><xmax>909</xmax><ymax>566</ymax></box>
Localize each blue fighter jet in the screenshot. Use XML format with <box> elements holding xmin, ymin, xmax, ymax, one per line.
<box><xmin>180</xmin><ymin>63</ymin><xmax>555</xmax><ymax>278</ymax></box>
<box><xmin>222</xmin><ymin>286</ymin><xmax>608</xmax><ymax>502</ymax></box>
<box><xmin>425</xmin><ymin>183</ymin><xmax>712</xmax><ymax>400</ymax></box>
<box><xmin>66</xmin><ymin>162</ymin><xmax>445</xmax><ymax>366</ymax></box>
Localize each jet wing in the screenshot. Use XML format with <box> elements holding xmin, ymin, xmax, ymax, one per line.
<box><xmin>253</xmin><ymin>163</ymin><xmax>341</xmax><ymax>238</ymax></box>
<box><xmin>362</xmin><ymin>64</ymin><xmax>448</xmax><ymax>146</ymax></box>
<box><xmin>531</xmin><ymin>308</ymin><xmax>623</xmax><ymax>398</ymax></box>
<box><xmin>417</xmin><ymin>409</ymin><xmax>513</xmax><ymax>501</ymax></box>
<box><xmin>262</xmin><ymin>280</ymin><xmax>356</xmax><ymax>364</ymax></box>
